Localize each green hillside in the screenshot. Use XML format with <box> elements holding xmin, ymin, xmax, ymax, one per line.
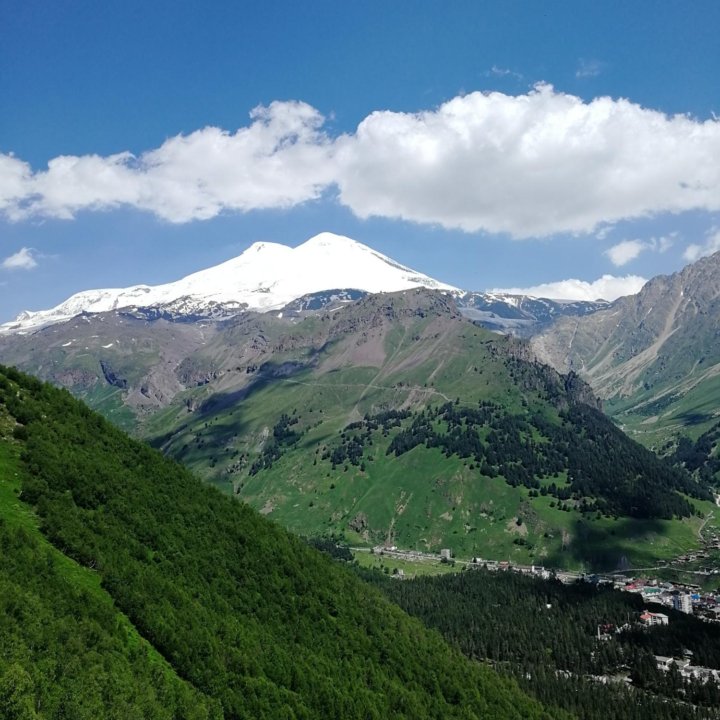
<box><xmin>229</xmin><ymin>398</ymin><xmax>712</xmax><ymax>571</ymax></box>
<box><xmin>0</xmin><ymin>364</ymin><xmax>559</xmax><ymax>719</ymax></box>
<box><xmin>0</xmin><ymin>414</ymin><xmax>220</xmax><ymax>718</ymax></box>
<box><xmin>132</xmin><ymin>294</ymin><xmax>712</xmax><ymax>572</ymax></box>
<box><xmin>1</xmin><ymin>289</ymin><xmax>714</xmax><ymax>572</ymax></box>
<box><xmin>670</xmin><ymin>417</ymin><xmax>720</xmax><ymax>486</ymax></box>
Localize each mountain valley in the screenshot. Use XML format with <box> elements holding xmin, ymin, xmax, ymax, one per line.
<box><xmin>533</xmin><ymin>252</ymin><xmax>720</xmax><ymax>464</ymax></box>
<box><xmin>1</xmin><ymin>233</ymin><xmax>719</xmax><ymax>572</ymax></box>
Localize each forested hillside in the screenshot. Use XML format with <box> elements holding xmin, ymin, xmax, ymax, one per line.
<box><xmin>671</xmin><ymin>418</ymin><xmax>720</xmax><ymax>486</ymax></box>
<box><xmin>0</xmin><ymin>365</ymin><xmax>559</xmax><ymax>719</ymax></box>
<box><xmin>366</xmin><ymin>568</ymin><xmax>720</xmax><ymax>720</ymax></box>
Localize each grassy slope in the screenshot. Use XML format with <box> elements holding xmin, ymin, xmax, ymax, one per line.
<box><xmin>607</xmin><ymin>373</ymin><xmax>720</xmax><ymax>450</ymax></box>
<box><xmin>136</xmin><ymin>312</ymin><xmax>713</xmax><ymax>573</ymax></box>
<box><xmin>146</xmin><ymin>312</ymin><xmax>524</xmax><ymax>488</ymax></box>
<box><xmin>241</xmin><ymin>416</ymin><xmax>710</xmax><ymax>571</ymax></box>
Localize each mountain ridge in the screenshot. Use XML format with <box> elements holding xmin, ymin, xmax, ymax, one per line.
<box><xmin>1</xmin><ymin>231</ymin><xmax>623</xmax><ymax>336</ymax></box>
<box><xmin>0</xmin><ymin>285</ymin><xmax>715</xmax><ymax>569</ymax></box>
<box><xmin>531</xmin><ymin>250</ymin><xmax>720</xmax><ymax>450</ymax></box>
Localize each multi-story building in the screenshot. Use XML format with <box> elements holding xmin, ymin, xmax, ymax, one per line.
<box><xmin>673</xmin><ymin>593</ymin><xmax>693</xmax><ymax>614</ymax></box>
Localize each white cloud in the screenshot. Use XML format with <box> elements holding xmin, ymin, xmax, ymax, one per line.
<box><xmin>332</xmin><ymin>86</ymin><xmax>720</xmax><ymax>237</ymax></box>
<box><xmin>1</xmin><ymin>86</ymin><xmax>719</xmax><ymax>238</ymax></box>
<box><xmin>3</xmin><ymin>101</ymin><xmax>334</xmax><ymax>223</ymax></box>
<box><xmin>2</xmin><ymin>247</ymin><xmax>37</xmax><ymax>271</ymax></box>
<box><xmin>595</xmin><ymin>225</ymin><xmax>615</xmax><ymax>241</ymax></box>
<box><xmin>0</xmin><ymin>154</ymin><xmax>33</xmax><ymax>215</ymax></box>
<box><xmin>576</xmin><ymin>59</ymin><xmax>604</xmax><ymax>78</ymax></box>
<box><xmin>684</xmin><ymin>228</ymin><xmax>720</xmax><ymax>262</ymax></box>
<box><xmin>605</xmin><ymin>239</ymin><xmax>646</xmax><ymax>266</ymax></box>
<box><xmin>605</xmin><ymin>234</ymin><xmax>675</xmax><ymax>266</ymax></box>
<box><xmin>484</xmin><ymin>65</ymin><xmax>523</xmax><ymax>80</ymax></box>
<box><xmin>491</xmin><ymin>274</ymin><xmax>647</xmax><ymax>302</ymax></box>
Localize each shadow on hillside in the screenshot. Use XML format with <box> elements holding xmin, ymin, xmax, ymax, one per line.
<box><xmin>677</xmin><ymin>411</ymin><xmax>713</xmax><ymax>427</ymax></box>
<box><xmin>541</xmin><ymin>516</ymin><xmax>668</xmax><ymax>574</ymax></box>
<box><xmin>149</xmin><ymin>359</ymin><xmax>317</xmax><ymax>452</ymax></box>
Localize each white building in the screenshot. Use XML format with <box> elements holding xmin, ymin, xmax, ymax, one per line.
<box><xmin>640</xmin><ymin>611</ymin><xmax>669</xmax><ymax>626</ymax></box>
<box><xmin>673</xmin><ymin>593</ymin><xmax>693</xmax><ymax>614</ymax></box>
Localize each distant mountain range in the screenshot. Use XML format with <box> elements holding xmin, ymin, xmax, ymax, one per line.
<box><xmin>458</xmin><ymin>292</ymin><xmax>610</xmax><ymax>336</ymax></box>
<box><xmin>533</xmin><ymin>251</ymin><xmax>720</xmax><ymax>454</ymax></box>
<box><xmin>0</xmin><ymin>231</ymin><xmax>610</xmax><ymax>335</ymax></box>
<box><xmin>2</xmin><ymin>231</ymin><xmax>719</xmax><ymax>567</ymax></box>
<box><xmin>0</xmin><ymin>233</ymin><xmax>457</xmax><ymax>333</ymax></box>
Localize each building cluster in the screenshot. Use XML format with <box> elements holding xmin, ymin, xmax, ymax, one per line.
<box><xmin>372</xmin><ymin>544</ymin><xmax>720</xmax><ymax>685</ymax></box>
<box><xmin>655</xmin><ymin>655</ymin><xmax>720</xmax><ymax>683</ymax></box>
<box><xmin>616</xmin><ymin>576</ymin><xmax>720</xmax><ymax>623</ymax></box>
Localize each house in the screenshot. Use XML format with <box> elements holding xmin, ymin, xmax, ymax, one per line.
<box><xmin>640</xmin><ymin>611</ymin><xmax>669</xmax><ymax>627</ymax></box>
<box><xmin>655</xmin><ymin>656</ymin><xmax>690</xmax><ymax>672</ymax></box>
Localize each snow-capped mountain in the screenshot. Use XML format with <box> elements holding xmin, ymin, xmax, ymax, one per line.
<box><xmin>1</xmin><ymin>232</ymin><xmax>459</xmax><ymax>334</ymax></box>
<box><xmin>458</xmin><ymin>292</ymin><xmax>610</xmax><ymax>336</ymax></box>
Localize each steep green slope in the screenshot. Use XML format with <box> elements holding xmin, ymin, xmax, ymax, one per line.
<box><xmin>671</xmin><ymin>417</ymin><xmax>720</xmax><ymax>486</ymax></box>
<box><xmin>231</xmin><ymin>395</ymin><xmax>711</xmax><ymax>571</ymax></box>
<box><xmin>0</xmin><ymin>365</ymin><xmax>558</xmax><ymax>720</ymax></box>
<box><xmin>0</xmin><ymin>421</ymin><xmax>220</xmax><ymax>718</ymax></box>
<box><xmin>133</xmin><ymin>292</ymin><xmax>710</xmax><ymax>571</ymax></box>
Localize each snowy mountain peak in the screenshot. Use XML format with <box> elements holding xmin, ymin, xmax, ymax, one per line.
<box><xmin>1</xmin><ymin>232</ymin><xmax>460</xmax><ymax>334</ymax></box>
<box><xmin>302</xmin><ymin>231</ymin><xmax>359</xmax><ymax>248</ymax></box>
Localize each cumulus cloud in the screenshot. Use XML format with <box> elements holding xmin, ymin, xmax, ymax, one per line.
<box><xmin>605</xmin><ymin>239</ymin><xmax>646</xmax><ymax>266</ymax></box>
<box><xmin>490</xmin><ymin>274</ymin><xmax>647</xmax><ymax>302</ymax></box>
<box><xmin>3</xmin><ymin>101</ymin><xmax>334</xmax><ymax>223</ymax></box>
<box><xmin>0</xmin><ymin>154</ymin><xmax>33</xmax><ymax>215</ymax></box>
<box><xmin>1</xmin><ymin>86</ymin><xmax>719</xmax><ymax>237</ymax></box>
<box><xmin>2</xmin><ymin>247</ymin><xmax>37</xmax><ymax>270</ymax></box>
<box><xmin>684</xmin><ymin>228</ymin><xmax>720</xmax><ymax>262</ymax></box>
<box><xmin>332</xmin><ymin>85</ymin><xmax>720</xmax><ymax>237</ymax></box>
<box><xmin>605</xmin><ymin>234</ymin><xmax>674</xmax><ymax>266</ymax></box>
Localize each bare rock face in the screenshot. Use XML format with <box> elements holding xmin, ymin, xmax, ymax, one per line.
<box><xmin>100</xmin><ymin>360</ymin><xmax>128</xmax><ymax>389</ymax></box>
<box><xmin>532</xmin><ymin>252</ymin><xmax>720</xmax><ymax>440</ymax></box>
<box><xmin>534</xmin><ymin>252</ymin><xmax>720</xmax><ymax>395</ymax></box>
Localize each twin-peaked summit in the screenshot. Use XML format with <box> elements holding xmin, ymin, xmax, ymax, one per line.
<box><xmin>1</xmin><ymin>232</ymin><xmax>459</xmax><ymax>333</ymax></box>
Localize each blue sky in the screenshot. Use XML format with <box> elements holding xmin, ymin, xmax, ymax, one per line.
<box><xmin>1</xmin><ymin>0</ymin><xmax>719</xmax><ymax>321</ymax></box>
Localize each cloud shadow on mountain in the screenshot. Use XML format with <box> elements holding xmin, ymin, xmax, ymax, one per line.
<box><xmin>540</xmin><ymin>516</ymin><xmax>668</xmax><ymax>574</ymax></box>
